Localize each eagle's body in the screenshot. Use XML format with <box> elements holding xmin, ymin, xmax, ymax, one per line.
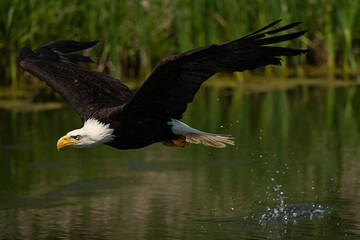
<box><xmin>18</xmin><ymin>20</ymin><xmax>308</xmax><ymax>150</ymax></box>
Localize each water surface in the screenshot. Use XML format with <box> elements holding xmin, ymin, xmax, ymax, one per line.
<box><xmin>1</xmin><ymin>84</ymin><xmax>360</xmax><ymax>239</ymax></box>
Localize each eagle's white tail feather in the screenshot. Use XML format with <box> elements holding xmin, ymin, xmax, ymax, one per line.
<box><xmin>168</xmin><ymin>119</ymin><xmax>235</xmax><ymax>148</ymax></box>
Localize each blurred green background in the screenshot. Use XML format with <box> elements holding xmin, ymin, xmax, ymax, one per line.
<box><xmin>1</xmin><ymin>0</ymin><xmax>359</xmax><ymax>90</ymax></box>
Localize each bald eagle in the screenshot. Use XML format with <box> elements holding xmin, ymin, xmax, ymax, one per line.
<box><xmin>18</xmin><ymin>20</ymin><xmax>308</xmax><ymax>150</ymax></box>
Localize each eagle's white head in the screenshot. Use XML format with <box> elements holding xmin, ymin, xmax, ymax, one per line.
<box><xmin>57</xmin><ymin>118</ymin><xmax>115</xmax><ymax>150</ymax></box>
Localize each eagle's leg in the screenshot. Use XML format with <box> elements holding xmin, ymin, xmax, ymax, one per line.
<box><xmin>163</xmin><ymin>136</ymin><xmax>188</xmax><ymax>147</ymax></box>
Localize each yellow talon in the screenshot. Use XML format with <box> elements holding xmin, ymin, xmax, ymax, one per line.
<box><xmin>163</xmin><ymin>136</ymin><xmax>188</xmax><ymax>147</ymax></box>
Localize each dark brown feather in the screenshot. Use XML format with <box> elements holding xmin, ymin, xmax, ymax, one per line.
<box><xmin>19</xmin><ymin>41</ymin><xmax>133</xmax><ymax>121</ymax></box>
<box><xmin>119</xmin><ymin>20</ymin><xmax>308</xmax><ymax>121</ymax></box>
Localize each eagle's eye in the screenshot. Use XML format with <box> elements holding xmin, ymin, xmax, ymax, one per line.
<box><xmin>74</xmin><ymin>135</ymin><xmax>81</xmax><ymax>141</ymax></box>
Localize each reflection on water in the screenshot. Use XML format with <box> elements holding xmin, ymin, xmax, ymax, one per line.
<box><xmin>1</xmin><ymin>85</ymin><xmax>360</xmax><ymax>239</ymax></box>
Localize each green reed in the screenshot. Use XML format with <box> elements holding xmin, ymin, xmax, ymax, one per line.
<box><xmin>1</xmin><ymin>0</ymin><xmax>360</xmax><ymax>88</ymax></box>
<box><xmin>337</xmin><ymin>0</ymin><xmax>358</xmax><ymax>77</ymax></box>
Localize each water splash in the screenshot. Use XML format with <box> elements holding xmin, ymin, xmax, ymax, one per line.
<box><xmin>259</xmin><ymin>202</ymin><xmax>331</xmax><ymax>224</ymax></box>
<box><xmin>258</xmin><ymin>178</ymin><xmax>331</xmax><ymax>224</ymax></box>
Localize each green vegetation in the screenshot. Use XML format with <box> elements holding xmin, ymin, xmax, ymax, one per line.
<box><xmin>1</xmin><ymin>0</ymin><xmax>360</xmax><ymax>89</ymax></box>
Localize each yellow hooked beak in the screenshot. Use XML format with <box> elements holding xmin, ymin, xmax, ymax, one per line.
<box><xmin>57</xmin><ymin>135</ymin><xmax>78</xmax><ymax>151</ymax></box>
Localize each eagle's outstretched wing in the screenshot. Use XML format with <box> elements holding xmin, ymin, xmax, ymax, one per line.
<box><xmin>118</xmin><ymin>20</ymin><xmax>308</xmax><ymax>121</ymax></box>
<box><xmin>18</xmin><ymin>40</ymin><xmax>133</xmax><ymax>121</ymax></box>
<box><xmin>19</xmin><ymin>21</ymin><xmax>308</xmax><ymax>125</ymax></box>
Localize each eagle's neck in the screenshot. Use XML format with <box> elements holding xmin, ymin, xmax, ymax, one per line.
<box><xmin>80</xmin><ymin>118</ymin><xmax>115</xmax><ymax>146</ymax></box>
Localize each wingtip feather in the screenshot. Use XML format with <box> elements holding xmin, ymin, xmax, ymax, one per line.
<box><xmin>43</xmin><ymin>40</ymin><xmax>99</xmax><ymax>53</ymax></box>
